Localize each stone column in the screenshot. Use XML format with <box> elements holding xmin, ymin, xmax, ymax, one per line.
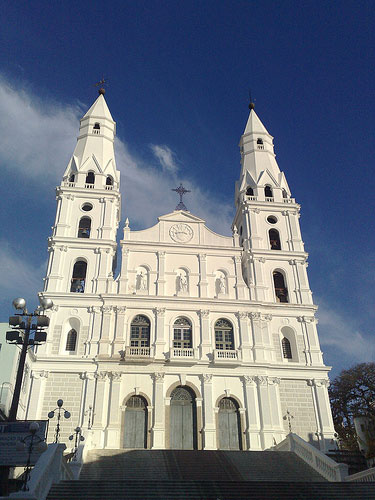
<box><xmin>298</xmin><ymin>316</ymin><xmax>323</xmax><ymax>365</ymax></box>
<box><xmin>249</xmin><ymin>313</ymin><xmax>265</xmax><ymax>362</ymax></box>
<box><xmin>268</xmin><ymin>377</ymin><xmax>285</xmax><ymax>443</ymax></box>
<box><xmin>101</xmin><ymin>198</ymin><xmax>114</xmax><ymax>240</ymax></box>
<box><xmin>151</xmin><ymin>373</ymin><xmax>165</xmax><ymax>449</ymax></box>
<box><xmin>198</xmin><ymin>310</ymin><xmax>211</xmax><ymax>359</ymax></box>
<box><xmin>154</xmin><ymin>308</ymin><xmax>166</xmax><ymax>359</ymax></box>
<box><xmin>242</xmin><ymin>376</ymin><xmax>261</xmax><ymax>450</ymax></box>
<box><xmin>156</xmin><ymin>251</ymin><xmax>166</xmax><ymax>296</ymax></box>
<box><xmin>55</xmin><ymin>193</ymin><xmax>73</xmax><ymax>238</ymax></box>
<box><xmin>92</xmin><ymin>372</ymin><xmax>109</xmax><ymax>448</ymax></box>
<box><xmin>106</xmin><ymin>372</ymin><xmax>122</xmax><ymax>448</ymax></box>
<box><xmin>255</xmin><ymin>376</ymin><xmax>273</xmax><ymax>449</ymax></box>
<box><xmin>26</xmin><ymin>371</ymin><xmax>49</xmax><ymax>420</ymax></box>
<box><xmin>88</xmin><ymin>306</ymin><xmax>102</xmax><ymax>357</ymax></box>
<box><xmin>118</xmin><ymin>248</ymin><xmax>130</xmax><ymax>294</ymax></box>
<box><xmin>198</xmin><ymin>254</ymin><xmax>208</xmax><ymax>298</ymax></box>
<box><xmin>200</xmin><ymin>375</ymin><xmax>216</xmax><ymax>449</ymax></box>
<box><xmin>234</xmin><ymin>256</ymin><xmax>246</xmax><ymax>299</ymax></box>
<box><xmin>98</xmin><ymin>306</ymin><xmax>113</xmax><ymax>357</ymax></box>
<box><xmin>80</xmin><ymin>372</ymin><xmax>96</xmax><ymax>430</ymax></box>
<box><xmin>248</xmin><ymin>207</ymin><xmax>262</xmax><ymax>249</ymax></box>
<box><xmin>112</xmin><ymin>306</ymin><xmax>127</xmax><ymax>356</ymax></box>
<box><xmin>295</xmin><ymin>260</ymin><xmax>313</xmax><ymax>305</ymax></box>
<box><xmin>284</xmin><ymin>210</ymin><xmax>304</xmax><ymax>252</ymax></box>
<box><xmin>237</xmin><ymin>312</ymin><xmax>252</xmax><ymax>362</ymax></box>
<box><xmin>253</xmin><ymin>257</ymin><xmax>267</xmax><ymax>301</ymax></box>
<box><xmin>308</xmin><ymin>379</ymin><xmax>336</xmax><ymax>451</ymax></box>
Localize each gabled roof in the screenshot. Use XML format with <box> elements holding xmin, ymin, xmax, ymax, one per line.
<box><xmin>158</xmin><ymin>210</ymin><xmax>206</xmax><ymax>223</ymax></box>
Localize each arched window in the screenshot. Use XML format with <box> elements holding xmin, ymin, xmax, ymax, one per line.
<box><xmin>68</xmin><ymin>173</ymin><xmax>75</xmax><ymax>183</ymax></box>
<box><xmin>130</xmin><ymin>315</ymin><xmax>150</xmax><ymax>347</ymax></box>
<box><xmin>246</xmin><ymin>186</ymin><xmax>254</xmax><ymax>196</ymax></box>
<box><xmin>257</xmin><ymin>138</ymin><xmax>263</xmax><ymax>145</ymax></box>
<box><xmin>70</xmin><ymin>260</ymin><xmax>87</xmax><ymax>293</ymax></box>
<box><xmin>273</xmin><ymin>271</ymin><xmax>288</xmax><ymax>303</ymax></box>
<box><xmin>215</xmin><ymin>319</ymin><xmax>234</xmax><ymax>350</ymax></box>
<box><xmin>93</xmin><ymin>122</ymin><xmax>100</xmax><ymax>130</ymax></box>
<box><xmin>282</xmin><ymin>337</ymin><xmax>292</xmax><ymax>359</ymax></box>
<box><xmin>269</xmin><ymin>229</ymin><xmax>281</xmax><ymax>250</ymax></box>
<box><xmin>265</xmin><ymin>185</ymin><xmax>273</xmax><ymax>198</ymax></box>
<box><xmin>106</xmin><ymin>175</ymin><xmax>113</xmax><ymax>186</ymax></box>
<box><xmin>78</xmin><ymin>217</ymin><xmax>91</xmax><ymax>238</ymax></box>
<box><xmin>282</xmin><ymin>189</ymin><xmax>288</xmax><ymax>199</ymax></box>
<box><xmin>85</xmin><ymin>171</ymin><xmax>95</xmax><ymax>184</ymax></box>
<box><xmin>65</xmin><ymin>329</ymin><xmax>77</xmax><ymax>351</ymax></box>
<box><xmin>173</xmin><ymin>317</ymin><xmax>192</xmax><ymax>349</ymax></box>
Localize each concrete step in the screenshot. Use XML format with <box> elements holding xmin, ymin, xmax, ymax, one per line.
<box><xmin>81</xmin><ymin>449</ymin><xmax>325</xmax><ymax>482</ymax></box>
<box><xmin>47</xmin><ymin>480</ymin><xmax>375</xmax><ymax>500</ymax></box>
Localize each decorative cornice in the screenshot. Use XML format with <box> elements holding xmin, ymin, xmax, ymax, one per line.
<box><xmin>153</xmin><ymin>372</ymin><xmax>165</xmax><ymax>382</ymax></box>
<box><xmin>154</xmin><ymin>307</ymin><xmax>166</xmax><ymax>316</ymax></box>
<box><xmin>236</xmin><ymin>312</ymin><xmax>248</xmax><ymax>320</ymax></box>
<box><xmin>198</xmin><ymin>309</ymin><xmax>210</xmax><ymax>318</ymax></box>
<box><xmin>115</xmin><ymin>306</ymin><xmax>127</xmax><ymax>314</ymax></box>
<box><xmin>242</xmin><ymin>375</ymin><xmax>256</xmax><ymax>386</ymax></box>
<box><xmin>101</xmin><ymin>306</ymin><xmax>113</xmax><ymax>313</ymax></box>
<box><xmin>254</xmin><ymin>376</ymin><xmax>268</xmax><ymax>386</ymax></box>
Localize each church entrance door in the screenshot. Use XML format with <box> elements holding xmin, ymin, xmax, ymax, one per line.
<box><xmin>218</xmin><ymin>398</ymin><xmax>241</xmax><ymax>450</ymax></box>
<box><xmin>170</xmin><ymin>386</ymin><xmax>197</xmax><ymax>449</ymax></box>
<box><xmin>123</xmin><ymin>396</ymin><xmax>147</xmax><ymax>449</ymax></box>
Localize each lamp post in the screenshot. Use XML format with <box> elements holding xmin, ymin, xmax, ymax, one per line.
<box><xmin>69</xmin><ymin>427</ymin><xmax>85</xmax><ymax>460</ymax></box>
<box><xmin>7</xmin><ymin>296</ymin><xmax>53</xmax><ymax>421</ymax></box>
<box><xmin>16</xmin><ymin>422</ymin><xmax>48</xmax><ymax>491</ymax></box>
<box><xmin>48</xmin><ymin>399</ymin><xmax>71</xmax><ymax>443</ymax></box>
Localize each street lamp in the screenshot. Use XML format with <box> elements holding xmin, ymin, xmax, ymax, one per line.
<box><xmin>48</xmin><ymin>399</ymin><xmax>71</xmax><ymax>443</ymax></box>
<box><xmin>69</xmin><ymin>426</ymin><xmax>85</xmax><ymax>460</ymax></box>
<box><xmin>16</xmin><ymin>422</ymin><xmax>48</xmax><ymax>491</ymax></box>
<box><xmin>6</xmin><ymin>296</ymin><xmax>53</xmax><ymax>421</ymax></box>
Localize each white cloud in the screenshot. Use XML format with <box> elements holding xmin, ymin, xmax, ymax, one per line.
<box><xmin>0</xmin><ymin>76</ymin><xmax>233</xmax><ymax>235</ymax></box>
<box><xmin>149</xmin><ymin>144</ymin><xmax>178</xmax><ymax>174</ymax></box>
<box><xmin>0</xmin><ymin>241</ymin><xmax>46</xmax><ymax>312</ymax></box>
<box><xmin>317</xmin><ymin>302</ymin><xmax>375</xmax><ymax>363</ymax></box>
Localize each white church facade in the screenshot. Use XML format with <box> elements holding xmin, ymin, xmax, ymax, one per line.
<box><xmin>25</xmin><ymin>92</ymin><xmax>336</xmax><ymax>452</ymax></box>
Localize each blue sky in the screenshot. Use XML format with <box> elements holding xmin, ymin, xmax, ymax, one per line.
<box><xmin>0</xmin><ymin>1</ymin><xmax>374</xmax><ymax>377</ymax></box>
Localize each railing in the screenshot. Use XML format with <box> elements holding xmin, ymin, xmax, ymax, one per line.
<box><xmin>171</xmin><ymin>348</ymin><xmax>195</xmax><ymax>358</ymax></box>
<box><xmin>9</xmin><ymin>443</ymin><xmax>73</xmax><ymax>500</ymax></box>
<box><xmin>272</xmin><ymin>433</ymin><xmax>348</xmax><ymax>482</ymax></box>
<box><xmin>125</xmin><ymin>346</ymin><xmax>151</xmax><ymax>358</ymax></box>
<box><xmin>283</xmin><ymin>198</ymin><xmax>296</xmax><ymax>204</ymax></box>
<box><xmin>63</xmin><ymin>182</ymin><xmax>76</xmax><ymax>188</ymax></box>
<box><xmin>93</xmin><ymin>129</ymin><xmax>100</xmax><ymax>135</ymax></box>
<box><xmin>84</xmin><ymin>183</ymin><xmax>95</xmax><ymax>189</ymax></box>
<box><xmin>246</xmin><ymin>195</ymin><xmax>257</xmax><ymax>201</ymax></box>
<box><xmin>265</xmin><ymin>197</ymin><xmax>274</xmax><ymax>202</ymax></box>
<box><xmin>214</xmin><ymin>349</ymin><xmax>238</xmax><ymax>361</ymax></box>
<box><xmin>345</xmin><ymin>466</ymin><xmax>375</xmax><ymax>482</ymax></box>
<box><xmin>105</xmin><ymin>185</ymin><xmax>114</xmax><ymax>190</ymax></box>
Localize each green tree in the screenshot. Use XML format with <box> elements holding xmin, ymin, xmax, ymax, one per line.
<box><xmin>329</xmin><ymin>362</ymin><xmax>375</xmax><ymax>450</ymax></box>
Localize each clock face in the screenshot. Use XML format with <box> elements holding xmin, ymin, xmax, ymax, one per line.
<box><xmin>169</xmin><ymin>223</ymin><xmax>193</xmax><ymax>243</ymax></box>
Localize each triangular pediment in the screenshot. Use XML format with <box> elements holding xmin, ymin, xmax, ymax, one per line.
<box><xmin>257</xmin><ymin>169</ymin><xmax>279</xmax><ymax>187</ymax></box>
<box><xmin>158</xmin><ymin>210</ymin><xmax>206</xmax><ymax>224</ymax></box>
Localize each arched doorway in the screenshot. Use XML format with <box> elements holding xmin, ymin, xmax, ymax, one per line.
<box><xmin>170</xmin><ymin>386</ymin><xmax>197</xmax><ymax>449</ymax></box>
<box><xmin>123</xmin><ymin>395</ymin><xmax>147</xmax><ymax>449</ymax></box>
<box><xmin>218</xmin><ymin>397</ymin><xmax>242</xmax><ymax>450</ymax></box>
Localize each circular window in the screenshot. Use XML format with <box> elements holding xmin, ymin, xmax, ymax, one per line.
<box><xmin>267</xmin><ymin>215</ymin><xmax>277</xmax><ymax>224</ymax></box>
<box><xmin>82</xmin><ymin>203</ymin><xmax>93</xmax><ymax>212</ymax></box>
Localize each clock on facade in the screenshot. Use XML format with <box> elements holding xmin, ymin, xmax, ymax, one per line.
<box><xmin>169</xmin><ymin>223</ymin><xmax>193</xmax><ymax>243</ymax></box>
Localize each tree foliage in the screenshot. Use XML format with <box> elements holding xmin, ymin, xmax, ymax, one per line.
<box><xmin>329</xmin><ymin>363</ymin><xmax>375</xmax><ymax>450</ymax></box>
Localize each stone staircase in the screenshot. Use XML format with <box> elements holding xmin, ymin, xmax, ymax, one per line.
<box><xmin>47</xmin><ymin>449</ymin><xmax>375</xmax><ymax>500</ymax></box>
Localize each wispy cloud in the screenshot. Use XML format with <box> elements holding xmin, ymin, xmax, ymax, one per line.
<box><xmin>149</xmin><ymin>144</ymin><xmax>178</xmax><ymax>174</ymax></box>
<box><xmin>317</xmin><ymin>302</ymin><xmax>375</xmax><ymax>363</ymax></box>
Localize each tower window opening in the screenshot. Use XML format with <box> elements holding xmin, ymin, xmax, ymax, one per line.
<box><xmin>173</xmin><ymin>317</ymin><xmax>192</xmax><ymax>349</ymax></box>
<box><xmin>215</xmin><ymin>319</ymin><xmax>234</xmax><ymax>350</ymax></box>
<box><xmin>68</xmin><ymin>173</ymin><xmax>75</xmax><ymax>183</ymax></box>
<box><xmin>267</xmin><ymin>215</ymin><xmax>277</xmax><ymax>224</ymax></box>
<box><xmin>130</xmin><ymin>315</ymin><xmax>150</xmax><ymax>348</ymax></box>
<box><xmin>282</xmin><ymin>189</ymin><xmax>288</xmax><ymax>199</ymax></box>
<box><xmin>78</xmin><ymin>217</ymin><xmax>91</xmax><ymax>238</ymax></box>
<box><xmin>246</xmin><ymin>187</ymin><xmax>254</xmax><ymax>196</ymax></box>
<box><xmin>66</xmin><ymin>329</ymin><xmax>77</xmax><ymax>351</ymax></box>
<box><xmin>257</xmin><ymin>138</ymin><xmax>263</xmax><ymax>144</ymax></box>
<box><xmin>282</xmin><ymin>337</ymin><xmax>292</xmax><ymax>359</ymax></box>
<box><xmin>85</xmin><ymin>171</ymin><xmax>95</xmax><ymax>185</ymax></box>
<box><xmin>106</xmin><ymin>175</ymin><xmax>113</xmax><ymax>186</ymax></box>
<box><xmin>81</xmin><ymin>203</ymin><xmax>93</xmax><ymax>212</ymax></box>
<box><xmin>273</xmin><ymin>271</ymin><xmax>288</xmax><ymax>303</ymax></box>
<box><xmin>93</xmin><ymin>122</ymin><xmax>101</xmax><ymax>134</ymax></box>
<box><xmin>265</xmin><ymin>185</ymin><xmax>273</xmax><ymax>198</ymax></box>
<box><xmin>70</xmin><ymin>260</ymin><xmax>87</xmax><ymax>293</ymax></box>
<box><xmin>269</xmin><ymin>229</ymin><xmax>281</xmax><ymax>250</ymax></box>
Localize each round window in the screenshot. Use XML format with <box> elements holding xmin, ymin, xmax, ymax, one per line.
<box><xmin>267</xmin><ymin>215</ymin><xmax>277</xmax><ymax>224</ymax></box>
<box><xmin>82</xmin><ymin>203</ymin><xmax>93</xmax><ymax>212</ymax></box>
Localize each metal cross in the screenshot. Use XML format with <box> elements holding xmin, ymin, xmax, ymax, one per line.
<box><xmin>283</xmin><ymin>409</ymin><xmax>294</xmax><ymax>433</ymax></box>
<box><xmin>172</xmin><ymin>183</ymin><xmax>191</xmax><ymax>211</ymax></box>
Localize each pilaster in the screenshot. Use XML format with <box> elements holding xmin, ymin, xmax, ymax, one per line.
<box><xmin>198</xmin><ymin>310</ymin><xmax>211</xmax><ymax>359</ymax></box>
<box><xmin>154</xmin><ymin>308</ymin><xmax>166</xmax><ymax>359</ymax></box>
<box><xmin>242</xmin><ymin>376</ymin><xmax>261</xmax><ymax>450</ymax></box>
<box><xmin>156</xmin><ymin>251</ymin><xmax>166</xmax><ymax>296</ymax></box>
<box><xmin>106</xmin><ymin>372</ymin><xmax>122</xmax><ymax>448</ymax></box>
<box><xmin>236</xmin><ymin>312</ymin><xmax>252</xmax><ymax>362</ymax></box>
<box><xmin>200</xmin><ymin>374</ymin><xmax>216</xmax><ymax>449</ymax></box>
<box><xmin>198</xmin><ymin>254</ymin><xmax>208</xmax><ymax>298</ymax></box>
<box><xmin>151</xmin><ymin>373</ymin><xmax>165</xmax><ymax>449</ymax></box>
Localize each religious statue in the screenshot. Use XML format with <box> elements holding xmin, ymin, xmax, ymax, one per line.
<box><xmin>218</xmin><ymin>275</ymin><xmax>226</xmax><ymax>294</ymax></box>
<box><xmin>178</xmin><ymin>273</ymin><xmax>188</xmax><ymax>293</ymax></box>
<box><xmin>136</xmin><ymin>270</ymin><xmax>147</xmax><ymax>291</ymax></box>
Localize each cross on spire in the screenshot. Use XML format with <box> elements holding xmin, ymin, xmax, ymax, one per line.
<box><xmin>172</xmin><ymin>183</ymin><xmax>191</xmax><ymax>211</ymax></box>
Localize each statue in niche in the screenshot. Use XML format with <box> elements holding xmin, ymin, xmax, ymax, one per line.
<box><xmin>136</xmin><ymin>270</ymin><xmax>147</xmax><ymax>291</ymax></box>
<box><xmin>178</xmin><ymin>273</ymin><xmax>188</xmax><ymax>293</ymax></box>
<box><xmin>218</xmin><ymin>275</ymin><xmax>226</xmax><ymax>294</ymax></box>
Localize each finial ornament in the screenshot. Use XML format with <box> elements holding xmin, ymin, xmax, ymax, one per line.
<box><xmin>94</xmin><ymin>78</ymin><xmax>109</xmax><ymax>95</ymax></box>
<box><xmin>248</xmin><ymin>89</ymin><xmax>255</xmax><ymax>110</ymax></box>
<box><xmin>172</xmin><ymin>183</ymin><xmax>191</xmax><ymax>211</ymax></box>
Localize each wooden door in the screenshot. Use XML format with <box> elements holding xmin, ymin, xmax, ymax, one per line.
<box><xmin>218</xmin><ymin>398</ymin><xmax>241</xmax><ymax>450</ymax></box>
<box><xmin>170</xmin><ymin>387</ymin><xmax>196</xmax><ymax>449</ymax></box>
<box><xmin>123</xmin><ymin>396</ymin><xmax>147</xmax><ymax>449</ymax></box>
